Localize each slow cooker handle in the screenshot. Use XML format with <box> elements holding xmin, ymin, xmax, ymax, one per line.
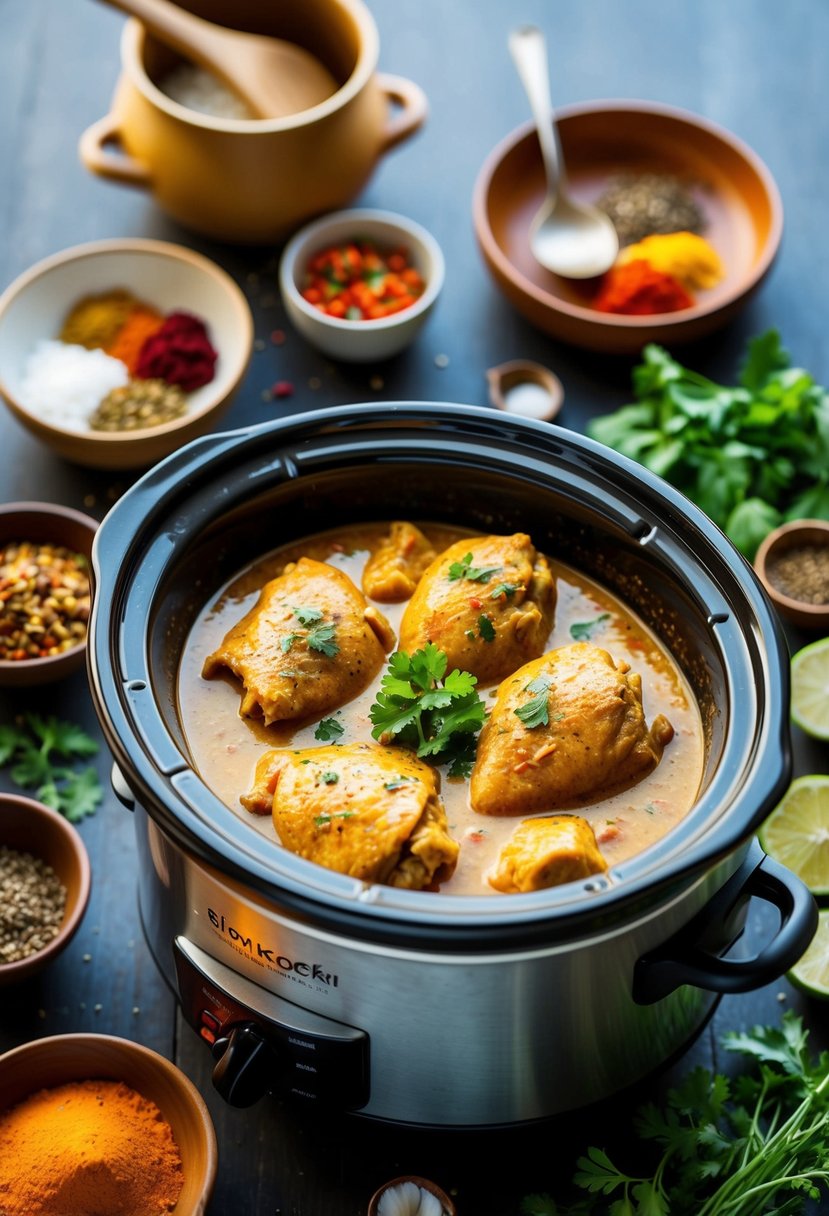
<box><xmin>633</xmin><ymin>841</ymin><xmax>818</xmax><ymax>1005</ymax></box>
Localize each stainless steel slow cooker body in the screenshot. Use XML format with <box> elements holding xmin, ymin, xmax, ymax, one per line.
<box><xmin>89</xmin><ymin>404</ymin><xmax>814</xmax><ymax>1126</ymax></box>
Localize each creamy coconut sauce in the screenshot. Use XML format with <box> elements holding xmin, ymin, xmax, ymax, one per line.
<box><xmin>177</xmin><ymin>524</ymin><xmax>704</xmax><ymax>896</ymax></box>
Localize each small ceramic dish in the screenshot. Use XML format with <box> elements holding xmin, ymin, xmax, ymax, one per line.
<box><xmin>0</xmin><ymin>501</ymin><xmax>97</xmax><ymax>687</ymax></box>
<box><xmin>0</xmin><ymin>1033</ymin><xmax>217</xmax><ymax>1213</ymax></box>
<box><xmin>754</xmin><ymin>519</ymin><xmax>829</xmax><ymax>631</ymax></box>
<box><xmin>367</xmin><ymin>1175</ymin><xmax>456</xmax><ymax>1216</ymax></box>
<box><xmin>473</xmin><ymin>101</ymin><xmax>783</xmax><ymax>354</ymax></box>
<box><xmin>0</xmin><ymin>238</ymin><xmax>253</xmax><ymax>469</ymax></box>
<box><xmin>0</xmin><ymin>793</ymin><xmax>91</xmax><ymax>986</ymax></box>
<box><xmin>486</xmin><ymin>358</ymin><xmax>564</xmax><ymax>421</ymax></box>
<box><xmin>279</xmin><ymin>208</ymin><xmax>445</xmax><ymax>361</ymax></box>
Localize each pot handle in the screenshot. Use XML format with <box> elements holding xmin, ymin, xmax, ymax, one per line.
<box><xmin>78</xmin><ymin>114</ymin><xmax>153</xmax><ymax>188</ymax></box>
<box><xmin>377</xmin><ymin>73</ymin><xmax>428</xmax><ymax>153</ymax></box>
<box><xmin>633</xmin><ymin>840</ymin><xmax>818</xmax><ymax>1005</ymax></box>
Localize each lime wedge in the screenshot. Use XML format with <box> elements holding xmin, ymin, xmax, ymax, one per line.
<box><xmin>788</xmin><ymin>908</ymin><xmax>829</xmax><ymax>999</ymax></box>
<box><xmin>758</xmin><ymin>774</ymin><xmax>829</xmax><ymax>897</ymax></box>
<box><xmin>791</xmin><ymin>637</ymin><xmax>829</xmax><ymax>741</ymax></box>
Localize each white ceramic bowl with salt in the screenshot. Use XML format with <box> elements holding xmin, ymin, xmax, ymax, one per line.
<box><xmin>0</xmin><ymin>239</ymin><xmax>253</xmax><ymax>470</ymax></box>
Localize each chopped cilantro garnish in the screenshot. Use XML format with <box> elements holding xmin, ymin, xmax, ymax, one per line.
<box><xmin>314</xmin><ymin>717</ymin><xmax>344</xmax><ymax>742</ymax></box>
<box><xmin>478</xmin><ymin>614</ymin><xmax>495</xmax><ymax>643</ymax></box>
<box><xmin>306</xmin><ymin>622</ymin><xmax>339</xmax><ymax>657</ymax></box>
<box><xmin>321</xmin><ymin>771</ymin><xmax>339</xmax><ymax>784</ymax></box>
<box><xmin>489</xmin><ymin>581</ymin><xmax>523</xmax><ymax>599</ymax></box>
<box><xmin>570</xmin><ymin>613</ymin><xmax>610</xmax><ymax>641</ymax></box>
<box><xmin>447</xmin><ymin>552</ymin><xmax>502</xmax><ymax>583</ymax></box>
<box><xmin>369</xmin><ymin>643</ymin><xmax>486</xmax><ymax>770</ymax></box>
<box><xmin>281</xmin><ymin>634</ymin><xmax>297</xmax><ymax>653</ymax></box>
<box><xmin>292</xmin><ymin>605</ymin><xmax>323</xmax><ymax>625</ymax></box>
<box><xmin>384</xmin><ymin>775</ymin><xmax>417</xmax><ymax>790</ymax></box>
<box><xmin>514</xmin><ymin>673</ymin><xmax>552</xmax><ymax>729</ymax></box>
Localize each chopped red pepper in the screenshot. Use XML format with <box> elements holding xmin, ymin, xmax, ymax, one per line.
<box><xmin>301</xmin><ymin>239</ymin><xmax>425</xmax><ymax>321</ymax></box>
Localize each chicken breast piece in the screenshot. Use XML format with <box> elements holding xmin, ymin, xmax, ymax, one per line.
<box><xmin>202</xmin><ymin>557</ymin><xmax>393</xmax><ymax>726</ymax></box>
<box><xmin>488</xmin><ymin>815</ymin><xmax>607</xmax><ymax>893</ymax></box>
<box><xmin>243</xmin><ymin>743</ymin><xmax>458</xmax><ymax>889</ymax></box>
<box><xmin>398</xmin><ymin>533</ymin><xmax>556</xmax><ymax>683</ymax></box>
<box><xmin>471</xmin><ymin>642</ymin><xmax>674</xmax><ymax>815</ymax></box>
<box><xmin>362</xmin><ymin>521</ymin><xmax>437</xmax><ymax>602</ymax></box>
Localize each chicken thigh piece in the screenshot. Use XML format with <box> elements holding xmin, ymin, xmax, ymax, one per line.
<box><xmin>488</xmin><ymin>814</ymin><xmax>607</xmax><ymax>893</ymax></box>
<box><xmin>362</xmin><ymin>521</ymin><xmax>436</xmax><ymax>602</ymax></box>
<box><xmin>202</xmin><ymin>557</ymin><xmax>394</xmax><ymax>726</ymax></box>
<box><xmin>244</xmin><ymin>743</ymin><xmax>458</xmax><ymax>889</ymax></box>
<box><xmin>398</xmin><ymin>533</ymin><xmax>556</xmax><ymax>684</ymax></box>
<box><xmin>471</xmin><ymin>642</ymin><xmax>674</xmax><ymax>815</ymax></box>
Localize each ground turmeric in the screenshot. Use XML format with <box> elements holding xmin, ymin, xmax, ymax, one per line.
<box><xmin>617</xmin><ymin>231</ymin><xmax>724</xmax><ymax>290</ymax></box>
<box><xmin>0</xmin><ymin>1078</ymin><xmax>183</xmax><ymax>1215</ymax></box>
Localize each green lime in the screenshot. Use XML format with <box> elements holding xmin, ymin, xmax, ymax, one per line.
<box><xmin>758</xmin><ymin>774</ymin><xmax>829</xmax><ymax>897</ymax></box>
<box><xmin>788</xmin><ymin>908</ymin><xmax>829</xmax><ymax>999</ymax></box>
<box><xmin>791</xmin><ymin>637</ymin><xmax>829</xmax><ymax>741</ymax></box>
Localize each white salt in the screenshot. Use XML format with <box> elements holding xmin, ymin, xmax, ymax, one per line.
<box><xmin>502</xmin><ymin>380</ymin><xmax>556</xmax><ymax>420</ymax></box>
<box><xmin>161</xmin><ymin>63</ymin><xmax>255</xmax><ymax>121</ymax></box>
<box><xmin>19</xmin><ymin>340</ymin><xmax>129</xmax><ymax>432</ymax></box>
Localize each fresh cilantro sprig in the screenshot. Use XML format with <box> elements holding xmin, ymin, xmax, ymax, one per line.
<box><xmin>570</xmin><ymin>614</ymin><xmax>610</xmax><ymax>642</ymax></box>
<box><xmin>314</xmin><ymin>717</ymin><xmax>344</xmax><ymax>742</ymax></box>
<box><xmin>447</xmin><ymin>552</ymin><xmax>502</xmax><ymax>583</ymax></box>
<box><xmin>529</xmin><ymin>1011</ymin><xmax>829</xmax><ymax>1216</ymax></box>
<box><xmin>369</xmin><ymin>643</ymin><xmax>487</xmax><ymax>777</ymax></box>
<box><xmin>0</xmin><ymin>713</ymin><xmax>102</xmax><ymax>822</ymax></box>
<box><xmin>588</xmin><ymin>331</ymin><xmax>829</xmax><ymax>560</ymax></box>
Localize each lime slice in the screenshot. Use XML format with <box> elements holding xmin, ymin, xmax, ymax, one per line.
<box><xmin>791</xmin><ymin>637</ymin><xmax>829</xmax><ymax>741</ymax></box>
<box><xmin>788</xmin><ymin>908</ymin><xmax>829</xmax><ymax>998</ymax></box>
<box><xmin>758</xmin><ymin>774</ymin><xmax>829</xmax><ymax>897</ymax></box>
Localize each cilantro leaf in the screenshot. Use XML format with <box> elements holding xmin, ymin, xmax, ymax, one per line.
<box><xmin>1</xmin><ymin>714</ymin><xmax>102</xmax><ymax>821</ymax></box>
<box><xmin>447</xmin><ymin>551</ymin><xmax>502</xmax><ymax>582</ymax></box>
<box><xmin>41</xmin><ymin>766</ymin><xmax>102</xmax><ymax>823</ymax></box>
<box><xmin>314</xmin><ymin>717</ymin><xmax>344</xmax><ymax>742</ymax></box>
<box><xmin>321</xmin><ymin>771</ymin><xmax>339</xmax><ymax>785</ymax></box>
<box><xmin>292</xmin><ymin>605</ymin><xmax>323</xmax><ymax>625</ymax></box>
<box><xmin>515</xmin><ymin>674</ymin><xmax>551</xmax><ymax>729</ymax></box>
<box><xmin>490</xmin><ymin>581</ymin><xmax>524</xmax><ymax>599</ymax></box>
<box><xmin>281</xmin><ymin>634</ymin><xmax>297</xmax><ymax>653</ymax></box>
<box><xmin>478</xmin><ymin>614</ymin><xmax>495</xmax><ymax>642</ymax></box>
<box><xmin>306</xmin><ymin>622</ymin><xmax>339</xmax><ymax>657</ymax></box>
<box><xmin>0</xmin><ymin>725</ymin><xmax>26</xmax><ymax>766</ymax></box>
<box><xmin>25</xmin><ymin>714</ymin><xmax>98</xmax><ymax>759</ymax></box>
<box><xmin>570</xmin><ymin>613</ymin><xmax>610</xmax><ymax>642</ymax></box>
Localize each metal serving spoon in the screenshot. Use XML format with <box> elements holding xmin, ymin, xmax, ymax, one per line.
<box><xmin>508</xmin><ymin>25</ymin><xmax>618</xmax><ymax>278</ymax></box>
<box><xmin>98</xmin><ymin>0</ymin><xmax>338</xmax><ymax>120</ymax></box>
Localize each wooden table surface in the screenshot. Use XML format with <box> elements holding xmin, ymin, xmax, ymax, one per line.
<box><xmin>2</xmin><ymin>2</ymin><xmax>829</xmax><ymax>1213</ymax></box>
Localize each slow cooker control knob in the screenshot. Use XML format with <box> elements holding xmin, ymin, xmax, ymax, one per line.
<box><xmin>211</xmin><ymin>1023</ymin><xmax>279</xmax><ymax>1107</ymax></box>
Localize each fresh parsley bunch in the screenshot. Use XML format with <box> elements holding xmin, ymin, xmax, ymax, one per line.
<box><xmin>0</xmin><ymin>713</ymin><xmax>102</xmax><ymax>822</ymax></box>
<box><xmin>588</xmin><ymin>331</ymin><xmax>829</xmax><ymax>560</ymax></box>
<box><xmin>369</xmin><ymin>643</ymin><xmax>487</xmax><ymax>777</ymax></box>
<box><xmin>522</xmin><ymin>1011</ymin><xmax>829</xmax><ymax>1216</ymax></box>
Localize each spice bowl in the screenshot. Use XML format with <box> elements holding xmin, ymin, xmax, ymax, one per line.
<box><xmin>279</xmin><ymin>208</ymin><xmax>445</xmax><ymax>361</ymax></box>
<box><xmin>0</xmin><ymin>1033</ymin><xmax>218</xmax><ymax>1213</ymax></box>
<box><xmin>473</xmin><ymin>101</ymin><xmax>783</xmax><ymax>353</ymax></box>
<box><xmin>0</xmin><ymin>501</ymin><xmax>97</xmax><ymax>687</ymax></box>
<box><xmin>754</xmin><ymin>519</ymin><xmax>829</xmax><ymax>631</ymax></box>
<box><xmin>0</xmin><ymin>238</ymin><xmax>253</xmax><ymax>469</ymax></box>
<box><xmin>367</xmin><ymin>1175</ymin><xmax>457</xmax><ymax>1216</ymax></box>
<box><xmin>0</xmin><ymin>793</ymin><xmax>91</xmax><ymax>986</ymax></box>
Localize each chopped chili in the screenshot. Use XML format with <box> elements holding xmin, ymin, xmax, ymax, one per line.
<box><xmin>301</xmin><ymin>240</ymin><xmax>425</xmax><ymax>320</ymax></box>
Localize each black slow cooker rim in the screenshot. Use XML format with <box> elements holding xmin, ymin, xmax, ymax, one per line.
<box><xmin>88</xmin><ymin>402</ymin><xmax>792</xmax><ymax>951</ymax></box>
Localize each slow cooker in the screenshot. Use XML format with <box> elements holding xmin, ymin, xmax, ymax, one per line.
<box><xmin>88</xmin><ymin>404</ymin><xmax>816</xmax><ymax>1127</ymax></box>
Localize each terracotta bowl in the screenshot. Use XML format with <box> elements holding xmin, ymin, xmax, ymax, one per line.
<box><xmin>0</xmin><ymin>1033</ymin><xmax>217</xmax><ymax>1213</ymax></box>
<box><xmin>754</xmin><ymin>519</ymin><xmax>829</xmax><ymax>631</ymax></box>
<box><xmin>0</xmin><ymin>501</ymin><xmax>97</xmax><ymax>687</ymax></box>
<box><xmin>473</xmin><ymin>100</ymin><xmax>783</xmax><ymax>354</ymax></box>
<box><xmin>279</xmin><ymin>208</ymin><xmax>444</xmax><ymax>361</ymax></box>
<box><xmin>0</xmin><ymin>794</ymin><xmax>91</xmax><ymax>986</ymax></box>
<box><xmin>0</xmin><ymin>238</ymin><xmax>253</xmax><ymax>469</ymax></box>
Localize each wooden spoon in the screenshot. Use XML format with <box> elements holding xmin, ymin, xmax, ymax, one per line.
<box><xmin>98</xmin><ymin>0</ymin><xmax>339</xmax><ymax>119</ymax></box>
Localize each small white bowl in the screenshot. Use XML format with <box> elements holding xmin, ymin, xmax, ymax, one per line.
<box><xmin>0</xmin><ymin>238</ymin><xmax>253</xmax><ymax>470</ymax></box>
<box><xmin>279</xmin><ymin>208</ymin><xmax>444</xmax><ymax>361</ymax></box>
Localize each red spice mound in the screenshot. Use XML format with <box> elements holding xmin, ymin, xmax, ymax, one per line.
<box><xmin>594</xmin><ymin>259</ymin><xmax>693</xmax><ymax>315</ymax></box>
<box><xmin>135</xmin><ymin>311</ymin><xmax>218</xmax><ymax>391</ymax></box>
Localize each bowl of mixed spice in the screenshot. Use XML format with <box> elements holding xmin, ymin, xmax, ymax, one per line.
<box><xmin>0</xmin><ymin>238</ymin><xmax>253</xmax><ymax>469</ymax></box>
<box><xmin>473</xmin><ymin>100</ymin><xmax>783</xmax><ymax>353</ymax></box>
<box><xmin>754</xmin><ymin>519</ymin><xmax>829</xmax><ymax>631</ymax></box>
<box><xmin>0</xmin><ymin>501</ymin><xmax>96</xmax><ymax>686</ymax></box>
<box><xmin>0</xmin><ymin>793</ymin><xmax>91</xmax><ymax>986</ymax></box>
